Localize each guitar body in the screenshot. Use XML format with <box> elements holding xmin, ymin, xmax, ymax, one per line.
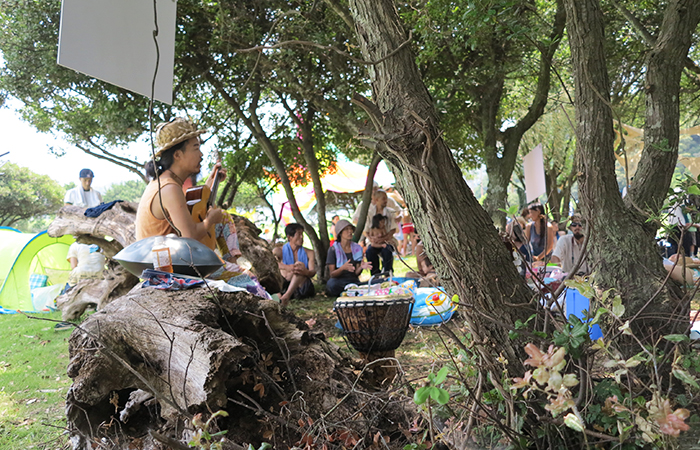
<box><xmin>186</xmin><ymin>185</ymin><xmax>217</xmax><ymax>250</ymax></box>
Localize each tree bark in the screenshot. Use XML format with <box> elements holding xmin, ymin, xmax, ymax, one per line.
<box><xmin>347</xmin><ymin>0</ymin><xmax>533</xmax><ymax>380</ymax></box>
<box><xmin>234</xmin><ymin>215</ymin><xmax>285</xmax><ymax>294</ymax></box>
<box><xmin>627</xmin><ymin>0</ymin><xmax>700</xmax><ymax>212</ymax></box>
<box><xmin>279</xmin><ymin>95</ymin><xmax>330</xmax><ymax>276</ymax></box>
<box><xmin>56</xmin><ymin>260</ymin><xmax>138</xmax><ymax>321</ymax></box>
<box><xmin>563</xmin><ymin>0</ymin><xmax>700</xmax><ymax>348</ymax></box>
<box><xmin>48</xmin><ymin>203</ymin><xmax>139</xmax><ymax>258</ymax></box>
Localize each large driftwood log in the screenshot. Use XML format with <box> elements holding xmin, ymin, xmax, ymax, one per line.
<box><xmin>232</xmin><ymin>215</ymin><xmax>284</xmax><ymax>293</ymax></box>
<box><xmin>48</xmin><ymin>202</ymin><xmax>139</xmax><ymax>258</ymax></box>
<box><xmin>49</xmin><ymin>203</ymin><xmax>141</xmax><ymax>320</ymax></box>
<box><xmin>66</xmin><ymin>287</ymin><xmax>413</xmax><ymax>449</ymax></box>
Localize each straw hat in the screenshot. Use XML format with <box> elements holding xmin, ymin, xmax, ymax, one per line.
<box><xmin>154</xmin><ymin>118</ymin><xmax>206</xmax><ymax>157</ymax></box>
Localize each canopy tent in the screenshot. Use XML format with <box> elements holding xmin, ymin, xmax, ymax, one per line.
<box><xmin>321</xmin><ymin>160</ymin><xmax>395</xmax><ymax>193</ymax></box>
<box><xmin>273</xmin><ymin>160</ymin><xmax>396</xmax><ymax>225</ymax></box>
<box><xmin>0</xmin><ymin>228</ymin><xmax>74</xmax><ymax>312</ymax></box>
<box><xmin>613</xmin><ymin>124</ymin><xmax>644</xmax><ymax>178</ymax></box>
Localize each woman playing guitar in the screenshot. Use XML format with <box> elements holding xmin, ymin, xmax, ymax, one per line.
<box><xmin>135</xmin><ymin>118</ymin><xmax>270</xmax><ymax>299</ymax></box>
<box><xmin>135</xmin><ymin>117</ymin><xmax>224</xmax><ymax>243</ymax></box>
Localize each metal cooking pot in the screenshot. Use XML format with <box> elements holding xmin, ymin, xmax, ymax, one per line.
<box><xmin>114</xmin><ymin>235</ymin><xmax>223</xmax><ymax>278</ymax></box>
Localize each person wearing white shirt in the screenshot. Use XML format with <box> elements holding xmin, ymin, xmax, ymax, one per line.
<box><xmin>551</xmin><ymin>215</ymin><xmax>589</xmax><ymax>275</ymax></box>
<box><xmin>64</xmin><ymin>168</ymin><xmax>102</xmax><ymax>208</ymax></box>
<box><xmin>352</xmin><ymin>181</ymin><xmax>401</xmax><ymax>230</ymax></box>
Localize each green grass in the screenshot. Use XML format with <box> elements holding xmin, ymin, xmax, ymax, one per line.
<box><xmin>0</xmin><ymin>311</ymin><xmax>71</xmax><ymax>450</ymax></box>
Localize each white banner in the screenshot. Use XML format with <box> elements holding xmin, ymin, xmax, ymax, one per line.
<box><xmin>58</xmin><ymin>0</ymin><xmax>176</xmax><ymax>104</ymax></box>
<box><xmin>523</xmin><ymin>143</ymin><xmax>546</xmax><ymax>203</ymax></box>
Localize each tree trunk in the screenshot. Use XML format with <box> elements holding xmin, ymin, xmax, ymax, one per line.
<box><xmin>208</xmin><ymin>76</ymin><xmax>327</xmax><ymax>280</ymax></box>
<box><xmin>352</xmin><ymin>150</ymin><xmax>382</xmax><ymax>242</ymax></box>
<box><xmin>563</xmin><ymin>0</ymin><xmax>700</xmax><ymax>348</ymax></box>
<box><xmin>66</xmin><ymin>288</ymin><xmax>414</xmax><ymax>449</ymax></box>
<box><xmin>627</xmin><ymin>0</ymin><xmax>700</xmax><ymax>213</ymax></box>
<box><xmin>348</xmin><ymin>0</ymin><xmax>533</xmax><ymax>380</ymax></box>
<box><xmin>281</xmin><ymin>97</ymin><xmax>330</xmax><ymax>277</ymax></box>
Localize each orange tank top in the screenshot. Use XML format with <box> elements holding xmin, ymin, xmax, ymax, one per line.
<box><xmin>135</xmin><ymin>177</ymin><xmax>180</xmax><ymax>240</ymax></box>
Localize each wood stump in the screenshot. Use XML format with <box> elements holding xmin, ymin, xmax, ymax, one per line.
<box><xmin>66</xmin><ymin>286</ymin><xmax>414</xmax><ymax>449</ymax></box>
<box><xmin>231</xmin><ymin>215</ymin><xmax>284</xmax><ymax>294</ymax></box>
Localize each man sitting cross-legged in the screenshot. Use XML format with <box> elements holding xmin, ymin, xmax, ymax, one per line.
<box><xmin>273</xmin><ymin>223</ymin><xmax>316</xmax><ymax>306</ymax></box>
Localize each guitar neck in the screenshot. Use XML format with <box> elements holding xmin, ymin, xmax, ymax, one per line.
<box><xmin>209</xmin><ymin>166</ymin><xmax>221</xmax><ymax>209</ymax></box>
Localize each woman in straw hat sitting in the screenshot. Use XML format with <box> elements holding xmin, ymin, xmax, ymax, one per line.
<box><xmin>135</xmin><ymin>117</ymin><xmax>270</xmax><ymax>299</ymax></box>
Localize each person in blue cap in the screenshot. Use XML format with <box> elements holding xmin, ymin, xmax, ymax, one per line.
<box><xmin>64</xmin><ymin>168</ymin><xmax>102</xmax><ymax>208</ymax></box>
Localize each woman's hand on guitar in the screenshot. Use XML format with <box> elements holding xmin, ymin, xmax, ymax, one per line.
<box><xmin>205</xmin><ymin>206</ymin><xmax>224</xmax><ymax>225</ymax></box>
<box><xmin>204</xmin><ymin>162</ymin><xmax>226</xmax><ymax>190</ymax></box>
<box><xmin>211</xmin><ymin>161</ymin><xmax>227</xmax><ymax>181</ymax></box>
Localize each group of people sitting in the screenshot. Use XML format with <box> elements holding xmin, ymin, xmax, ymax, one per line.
<box><xmin>272</xmin><ymin>216</ymin><xmax>437</xmax><ymax>301</ymax></box>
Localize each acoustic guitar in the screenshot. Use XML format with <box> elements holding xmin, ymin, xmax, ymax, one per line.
<box><xmin>185</xmin><ymin>163</ymin><xmax>221</xmax><ymax>250</ymax></box>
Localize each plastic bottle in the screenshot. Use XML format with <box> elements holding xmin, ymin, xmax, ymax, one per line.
<box><xmin>151</xmin><ymin>236</ymin><xmax>173</xmax><ymax>273</ymax></box>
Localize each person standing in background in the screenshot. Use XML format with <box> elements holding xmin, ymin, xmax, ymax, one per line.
<box><xmin>64</xmin><ymin>168</ymin><xmax>102</xmax><ymax>208</ymax></box>
<box><xmin>329</xmin><ymin>215</ymin><xmax>340</xmax><ymax>246</ymax></box>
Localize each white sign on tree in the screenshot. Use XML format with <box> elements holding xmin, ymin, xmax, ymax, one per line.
<box><xmin>57</xmin><ymin>0</ymin><xmax>176</xmax><ymax>105</ymax></box>
<box><xmin>523</xmin><ymin>143</ymin><xmax>546</xmax><ymax>203</ymax></box>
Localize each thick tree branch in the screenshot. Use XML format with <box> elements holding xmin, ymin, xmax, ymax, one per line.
<box><xmin>235</xmin><ymin>32</ymin><xmax>413</xmax><ymax>67</ymax></box>
<box><xmin>611</xmin><ymin>0</ymin><xmax>700</xmax><ymax>81</ymax></box>
<box><xmin>322</xmin><ymin>0</ymin><xmax>355</xmax><ymax>30</ymax></box>
<box><xmin>627</xmin><ymin>0</ymin><xmax>700</xmax><ymax>212</ymax></box>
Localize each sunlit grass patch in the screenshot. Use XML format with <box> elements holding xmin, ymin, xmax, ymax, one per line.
<box><xmin>0</xmin><ymin>391</ymin><xmax>18</xmax><ymax>423</ymax></box>
<box><xmin>0</xmin><ymin>311</ymin><xmax>71</xmax><ymax>450</ymax></box>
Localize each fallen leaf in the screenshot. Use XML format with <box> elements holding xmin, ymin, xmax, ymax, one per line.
<box><xmin>254</xmin><ymin>383</ymin><xmax>265</xmax><ymax>398</ymax></box>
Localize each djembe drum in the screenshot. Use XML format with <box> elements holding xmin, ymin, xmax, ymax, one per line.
<box><xmin>334</xmin><ymin>294</ymin><xmax>414</xmax><ymax>353</ymax></box>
